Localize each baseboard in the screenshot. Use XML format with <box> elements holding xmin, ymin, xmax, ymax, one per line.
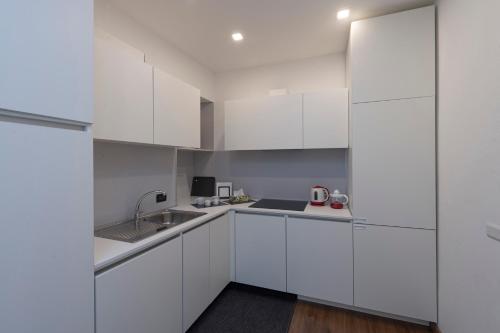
<box><xmin>430</xmin><ymin>322</ymin><xmax>442</xmax><ymax>333</ymax></box>
<box><xmin>298</xmin><ymin>295</ymin><xmax>430</xmax><ymax>326</ymax></box>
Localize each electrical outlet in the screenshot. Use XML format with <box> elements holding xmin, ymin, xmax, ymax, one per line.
<box><xmin>156</xmin><ymin>193</ymin><xmax>167</xmax><ymax>203</ymax></box>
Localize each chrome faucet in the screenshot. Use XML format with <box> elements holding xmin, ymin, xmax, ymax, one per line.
<box><xmin>135</xmin><ymin>190</ymin><xmax>167</xmax><ymax>228</ymax></box>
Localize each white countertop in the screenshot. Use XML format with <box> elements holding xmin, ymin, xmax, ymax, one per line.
<box><xmin>94</xmin><ymin>202</ymin><xmax>352</xmax><ymax>271</ymax></box>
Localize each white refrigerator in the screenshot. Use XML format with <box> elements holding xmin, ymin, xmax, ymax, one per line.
<box><xmin>0</xmin><ymin>1</ymin><xmax>94</xmax><ymax>332</ymax></box>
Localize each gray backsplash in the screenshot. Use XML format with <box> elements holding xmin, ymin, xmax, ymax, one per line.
<box><xmin>192</xmin><ymin>149</ymin><xmax>348</xmax><ymax>201</ymax></box>
<box><xmin>94</xmin><ymin>142</ymin><xmax>176</xmax><ymax>227</ymax></box>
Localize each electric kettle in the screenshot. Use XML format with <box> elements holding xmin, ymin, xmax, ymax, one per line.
<box><xmin>330</xmin><ymin>189</ymin><xmax>349</xmax><ymax>209</ymax></box>
<box><xmin>310</xmin><ymin>186</ymin><xmax>330</xmax><ymax>206</ymax></box>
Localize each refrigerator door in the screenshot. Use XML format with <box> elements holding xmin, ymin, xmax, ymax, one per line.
<box><xmin>0</xmin><ymin>116</ymin><xmax>94</xmax><ymax>333</ymax></box>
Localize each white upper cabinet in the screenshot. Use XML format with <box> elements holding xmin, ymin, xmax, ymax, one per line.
<box><xmin>225</xmin><ymin>94</ymin><xmax>303</xmax><ymax>150</ymax></box>
<box><xmin>0</xmin><ymin>0</ymin><xmax>92</xmax><ymax>122</ymax></box>
<box><xmin>303</xmin><ymin>89</ymin><xmax>348</xmax><ymax>149</ymax></box>
<box><xmin>154</xmin><ymin>69</ymin><xmax>201</xmax><ymax>148</ymax></box>
<box><xmin>94</xmin><ymin>31</ymin><xmax>154</xmax><ymax>144</ymax></box>
<box><xmin>350</xmin><ymin>6</ymin><xmax>435</xmax><ymax>103</ymax></box>
<box><xmin>353</xmin><ymin>224</ymin><xmax>437</xmax><ymax>322</ymax></box>
<box><xmin>351</xmin><ymin>97</ymin><xmax>436</xmax><ymax>229</ymax></box>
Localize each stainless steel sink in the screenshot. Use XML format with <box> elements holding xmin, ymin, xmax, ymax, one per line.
<box><xmin>94</xmin><ymin>209</ymin><xmax>206</xmax><ymax>243</ymax></box>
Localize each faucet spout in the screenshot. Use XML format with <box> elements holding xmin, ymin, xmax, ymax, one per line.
<box><xmin>134</xmin><ymin>190</ymin><xmax>167</xmax><ymax>228</ymax></box>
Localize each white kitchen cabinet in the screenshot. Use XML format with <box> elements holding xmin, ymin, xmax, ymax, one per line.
<box><xmin>287</xmin><ymin>217</ymin><xmax>353</xmax><ymax>305</ymax></box>
<box><xmin>154</xmin><ymin>68</ymin><xmax>201</xmax><ymax>148</ymax></box>
<box><xmin>303</xmin><ymin>90</ymin><xmax>349</xmax><ymax>149</ymax></box>
<box><xmin>210</xmin><ymin>214</ymin><xmax>231</xmax><ymax>302</ymax></box>
<box><xmin>95</xmin><ymin>237</ymin><xmax>182</xmax><ymax>333</ymax></box>
<box><xmin>225</xmin><ymin>94</ymin><xmax>303</xmax><ymax>150</ymax></box>
<box><xmin>0</xmin><ymin>0</ymin><xmax>93</xmax><ymax>123</ymax></box>
<box><xmin>351</xmin><ymin>97</ymin><xmax>436</xmax><ymax>229</ymax></box>
<box><xmin>350</xmin><ymin>6</ymin><xmax>435</xmax><ymax>103</ymax></box>
<box><xmin>183</xmin><ymin>223</ymin><xmax>211</xmax><ymax>331</ymax></box>
<box><xmin>94</xmin><ymin>31</ymin><xmax>154</xmax><ymax>144</ymax></box>
<box><xmin>235</xmin><ymin>213</ymin><xmax>286</xmax><ymax>291</ymax></box>
<box><xmin>353</xmin><ymin>224</ymin><xmax>437</xmax><ymax>322</ymax></box>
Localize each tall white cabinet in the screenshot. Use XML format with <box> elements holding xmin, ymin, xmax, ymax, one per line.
<box><xmin>350</xmin><ymin>6</ymin><xmax>435</xmax><ymax>103</ymax></box>
<box><xmin>348</xmin><ymin>6</ymin><xmax>437</xmax><ymax>322</ymax></box>
<box><xmin>353</xmin><ymin>225</ymin><xmax>436</xmax><ymax>322</ymax></box>
<box><xmin>351</xmin><ymin>97</ymin><xmax>436</xmax><ymax>229</ymax></box>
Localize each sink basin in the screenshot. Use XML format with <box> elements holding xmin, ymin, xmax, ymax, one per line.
<box><xmin>142</xmin><ymin>210</ymin><xmax>206</xmax><ymax>226</ymax></box>
<box><xmin>94</xmin><ymin>209</ymin><xmax>207</xmax><ymax>243</ymax></box>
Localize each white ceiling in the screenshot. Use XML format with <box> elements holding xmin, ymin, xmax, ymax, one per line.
<box><xmin>98</xmin><ymin>0</ymin><xmax>433</xmax><ymax>72</ymax></box>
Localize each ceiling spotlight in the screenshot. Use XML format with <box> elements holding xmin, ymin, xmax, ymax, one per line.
<box><xmin>232</xmin><ymin>32</ymin><xmax>244</xmax><ymax>42</ymax></box>
<box><xmin>337</xmin><ymin>9</ymin><xmax>350</xmax><ymax>20</ymax></box>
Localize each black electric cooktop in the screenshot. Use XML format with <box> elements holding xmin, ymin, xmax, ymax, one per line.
<box><xmin>249</xmin><ymin>199</ymin><xmax>308</xmax><ymax>212</ymax></box>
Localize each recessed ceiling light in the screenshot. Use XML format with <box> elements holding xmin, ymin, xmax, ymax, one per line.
<box><xmin>337</xmin><ymin>9</ymin><xmax>350</xmax><ymax>20</ymax></box>
<box><xmin>232</xmin><ymin>32</ymin><xmax>244</xmax><ymax>42</ymax></box>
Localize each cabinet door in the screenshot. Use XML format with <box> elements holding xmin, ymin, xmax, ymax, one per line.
<box><xmin>225</xmin><ymin>94</ymin><xmax>303</xmax><ymax>150</ymax></box>
<box><xmin>95</xmin><ymin>237</ymin><xmax>182</xmax><ymax>333</ymax></box>
<box><xmin>353</xmin><ymin>224</ymin><xmax>437</xmax><ymax>322</ymax></box>
<box><xmin>287</xmin><ymin>217</ymin><xmax>353</xmax><ymax>305</ymax></box>
<box><xmin>154</xmin><ymin>69</ymin><xmax>201</xmax><ymax>148</ymax></box>
<box><xmin>303</xmin><ymin>90</ymin><xmax>348</xmax><ymax>149</ymax></box>
<box><xmin>183</xmin><ymin>224</ymin><xmax>211</xmax><ymax>331</ymax></box>
<box><xmin>0</xmin><ymin>0</ymin><xmax>92</xmax><ymax>122</ymax></box>
<box><xmin>235</xmin><ymin>213</ymin><xmax>286</xmax><ymax>291</ymax></box>
<box><xmin>94</xmin><ymin>31</ymin><xmax>154</xmax><ymax>144</ymax></box>
<box><xmin>350</xmin><ymin>6</ymin><xmax>435</xmax><ymax>103</ymax></box>
<box><xmin>351</xmin><ymin>97</ymin><xmax>435</xmax><ymax>229</ymax></box>
<box><xmin>210</xmin><ymin>215</ymin><xmax>231</xmax><ymax>302</ymax></box>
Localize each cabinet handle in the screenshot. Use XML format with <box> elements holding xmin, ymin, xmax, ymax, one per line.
<box><xmin>354</xmin><ymin>224</ymin><xmax>367</xmax><ymax>230</ymax></box>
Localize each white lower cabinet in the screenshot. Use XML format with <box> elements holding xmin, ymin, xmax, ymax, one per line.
<box><xmin>183</xmin><ymin>216</ymin><xmax>231</xmax><ymax>331</ymax></box>
<box><xmin>210</xmin><ymin>214</ymin><xmax>231</xmax><ymax>302</ymax></box>
<box><xmin>183</xmin><ymin>223</ymin><xmax>211</xmax><ymax>331</ymax></box>
<box><xmin>353</xmin><ymin>224</ymin><xmax>437</xmax><ymax>322</ymax></box>
<box><xmin>287</xmin><ymin>217</ymin><xmax>353</xmax><ymax>305</ymax></box>
<box><xmin>235</xmin><ymin>213</ymin><xmax>286</xmax><ymax>291</ymax></box>
<box><xmin>95</xmin><ymin>237</ymin><xmax>182</xmax><ymax>333</ymax></box>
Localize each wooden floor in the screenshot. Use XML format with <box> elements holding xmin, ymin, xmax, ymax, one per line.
<box><xmin>288</xmin><ymin>301</ymin><xmax>432</xmax><ymax>333</ymax></box>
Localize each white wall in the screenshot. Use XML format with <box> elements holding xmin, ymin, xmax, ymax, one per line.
<box><xmin>94</xmin><ymin>0</ymin><xmax>215</xmax><ymax>100</ymax></box>
<box><xmin>214</xmin><ymin>53</ymin><xmax>346</xmax><ymax>150</ymax></box>
<box><xmin>437</xmin><ymin>0</ymin><xmax>500</xmax><ymax>332</ymax></box>
<box><xmin>94</xmin><ymin>142</ymin><xmax>176</xmax><ymax>227</ymax></box>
